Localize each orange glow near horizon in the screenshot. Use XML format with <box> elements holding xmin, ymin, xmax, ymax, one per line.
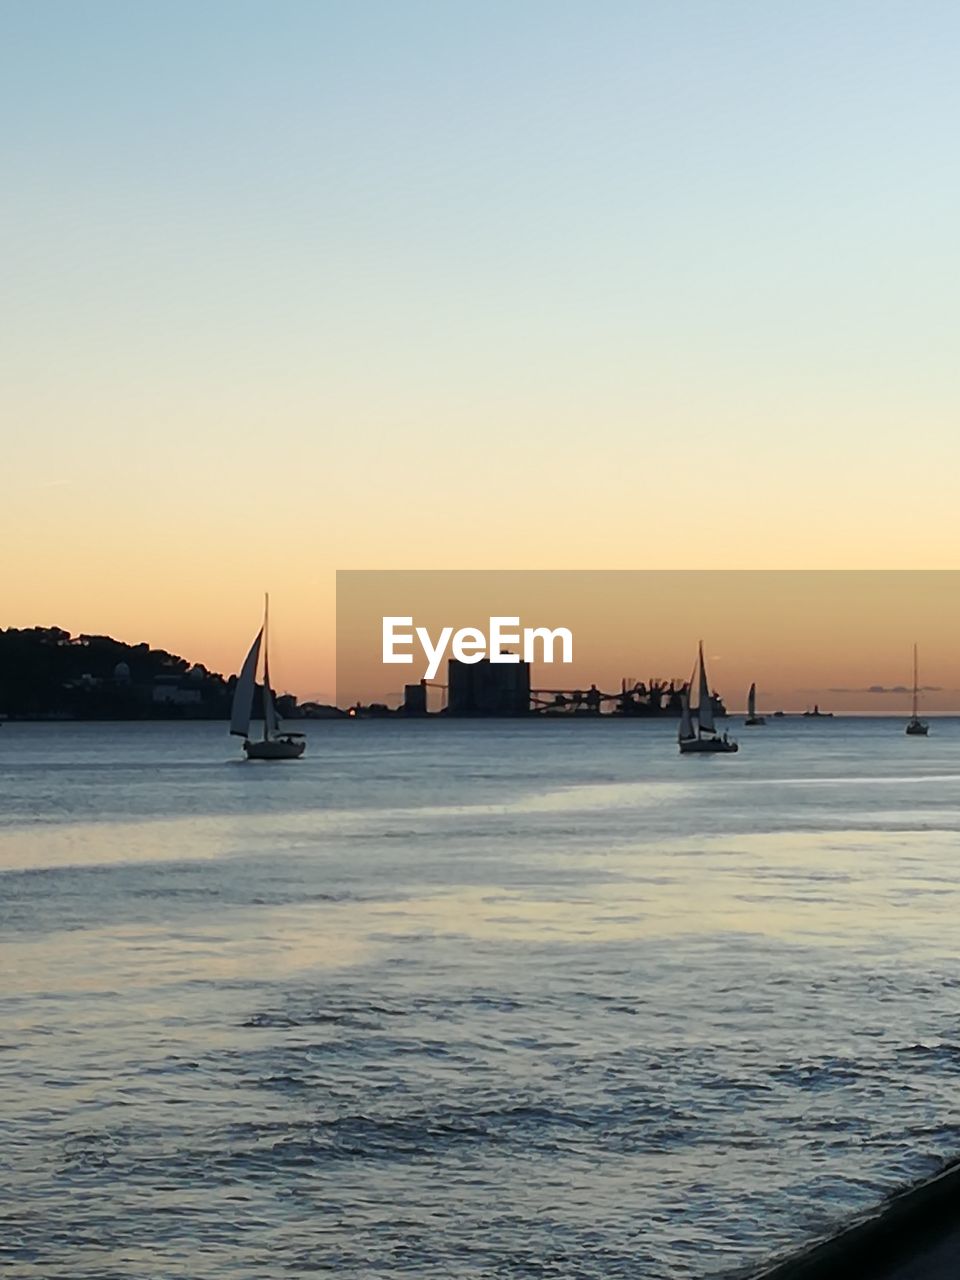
<box><xmin>6</xmin><ymin>567</ymin><xmax>960</xmax><ymax>711</ymax></box>
<box><xmin>336</xmin><ymin>571</ymin><xmax>960</xmax><ymax>713</ymax></box>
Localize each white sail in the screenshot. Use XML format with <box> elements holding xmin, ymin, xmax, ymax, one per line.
<box><xmin>697</xmin><ymin>641</ymin><xmax>715</xmax><ymax>734</ymax></box>
<box><xmin>230</xmin><ymin>627</ymin><xmax>263</xmax><ymax>738</ymax></box>
<box><xmin>679</xmin><ymin>689</ymin><xmax>693</xmax><ymax>740</ymax></box>
<box><xmin>747</xmin><ymin>682</ymin><xmax>756</xmax><ymax>718</ymax></box>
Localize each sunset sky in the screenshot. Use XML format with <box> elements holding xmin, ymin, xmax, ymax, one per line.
<box><xmin>337</xmin><ymin>571</ymin><xmax>960</xmax><ymax>712</ymax></box>
<box><xmin>4</xmin><ymin>2</ymin><xmax>960</xmax><ymax>700</ymax></box>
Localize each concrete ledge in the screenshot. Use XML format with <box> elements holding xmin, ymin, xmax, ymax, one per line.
<box><xmin>745</xmin><ymin>1156</ymin><xmax>960</xmax><ymax>1279</ymax></box>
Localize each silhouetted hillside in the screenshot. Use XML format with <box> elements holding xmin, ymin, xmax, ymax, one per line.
<box><xmin>0</xmin><ymin>626</ymin><xmax>235</xmax><ymax>719</ymax></box>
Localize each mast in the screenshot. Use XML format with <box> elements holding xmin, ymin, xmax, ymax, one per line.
<box><xmin>697</xmin><ymin>641</ymin><xmax>715</xmax><ymax>735</ymax></box>
<box><xmin>262</xmin><ymin>592</ymin><xmax>274</xmax><ymax>741</ymax></box>
<box><xmin>912</xmin><ymin>643</ymin><xmax>919</xmax><ymax>719</ymax></box>
<box><xmin>264</xmin><ymin>592</ymin><xmax>270</xmax><ymax>685</ymax></box>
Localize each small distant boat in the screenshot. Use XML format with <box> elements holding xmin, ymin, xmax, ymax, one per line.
<box><xmin>744</xmin><ymin>681</ymin><xmax>766</xmax><ymax>726</ymax></box>
<box><xmin>905</xmin><ymin>642</ymin><xmax>929</xmax><ymax>736</ymax></box>
<box><xmin>803</xmin><ymin>704</ymin><xmax>833</xmax><ymax>718</ymax></box>
<box><xmin>230</xmin><ymin>595</ymin><xmax>305</xmax><ymax>760</ymax></box>
<box><xmin>678</xmin><ymin>642</ymin><xmax>738</xmax><ymax>754</ymax></box>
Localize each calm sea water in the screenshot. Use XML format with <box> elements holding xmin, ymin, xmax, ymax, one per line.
<box><xmin>3</xmin><ymin>718</ymin><xmax>960</xmax><ymax>1279</ymax></box>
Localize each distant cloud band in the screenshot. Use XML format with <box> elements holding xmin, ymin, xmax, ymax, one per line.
<box><xmin>827</xmin><ymin>685</ymin><xmax>943</xmax><ymax>694</ymax></box>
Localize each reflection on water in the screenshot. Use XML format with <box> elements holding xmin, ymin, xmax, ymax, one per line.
<box><xmin>2</xmin><ymin>719</ymin><xmax>960</xmax><ymax>1278</ymax></box>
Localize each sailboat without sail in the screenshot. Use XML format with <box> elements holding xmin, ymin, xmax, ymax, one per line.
<box><xmin>905</xmin><ymin>643</ymin><xmax>929</xmax><ymax>737</ymax></box>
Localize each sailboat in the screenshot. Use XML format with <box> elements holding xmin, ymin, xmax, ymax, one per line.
<box><xmin>744</xmin><ymin>681</ymin><xmax>765</xmax><ymax>726</ymax></box>
<box><xmin>905</xmin><ymin>642</ymin><xmax>929</xmax><ymax>737</ymax></box>
<box><xmin>230</xmin><ymin>596</ymin><xmax>305</xmax><ymax>760</ymax></box>
<box><xmin>678</xmin><ymin>642</ymin><xmax>738</xmax><ymax>754</ymax></box>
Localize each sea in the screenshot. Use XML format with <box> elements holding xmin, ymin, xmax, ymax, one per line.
<box><xmin>3</xmin><ymin>718</ymin><xmax>960</xmax><ymax>1279</ymax></box>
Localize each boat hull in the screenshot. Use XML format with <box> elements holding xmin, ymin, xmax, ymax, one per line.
<box><xmin>905</xmin><ymin>720</ymin><xmax>929</xmax><ymax>736</ymax></box>
<box><xmin>679</xmin><ymin>736</ymin><xmax>739</xmax><ymax>754</ymax></box>
<box><xmin>243</xmin><ymin>737</ymin><xmax>305</xmax><ymax>760</ymax></box>
<box><xmin>744</xmin><ymin>716</ymin><xmax>766</xmax><ymax>726</ymax></box>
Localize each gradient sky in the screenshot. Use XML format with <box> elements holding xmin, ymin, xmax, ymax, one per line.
<box><xmin>337</xmin><ymin>570</ymin><xmax>960</xmax><ymax>712</ymax></box>
<box><xmin>4</xmin><ymin>2</ymin><xmax>960</xmax><ymax>697</ymax></box>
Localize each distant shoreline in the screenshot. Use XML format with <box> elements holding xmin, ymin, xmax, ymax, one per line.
<box><xmin>1</xmin><ymin>713</ymin><xmax>955</xmax><ymax>724</ymax></box>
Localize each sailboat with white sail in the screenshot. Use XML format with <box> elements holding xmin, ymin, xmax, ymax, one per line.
<box><xmin>744</xmin><ymin>681</ymin><xmax>765</xmax><ymax>726</ymax></box>
<box><xmin>905</xmin><ymin>643</ymin><xmax>929</xmax><ymax>737</ymax></box>
<box><xmin>678</xmin><ymin>642</ymin><xmax>738</xmax><ymax>754</ymax></box>
<box><xmin>230</xmin><ymin>596</ymin><xmax>305</xmax><ymax>759</ymax></box>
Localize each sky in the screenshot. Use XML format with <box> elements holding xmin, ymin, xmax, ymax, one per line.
<box><xmin>337</xmin><ymin>570</ymin><xmax>960</xmax><ymax>712</ymax></box>
<box><xmin>3</xmin><ymin>1</ymin><xmax>960</xmax><ymax>698</ymax></box>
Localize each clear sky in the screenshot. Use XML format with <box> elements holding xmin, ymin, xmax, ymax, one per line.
<box><xmin>4</xmin><ymin>1</ymin><xmax>959</xmax><ymax>697</ymax></box>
